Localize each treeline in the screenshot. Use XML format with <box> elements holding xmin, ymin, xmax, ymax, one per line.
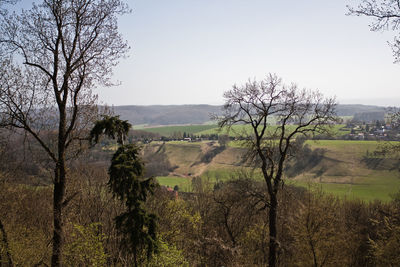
<box><xmin>1</xmin><ymin>166</ymin><xmax>400</xmax><ymax>266</ymax></box>
<box><xmin>112</xmin><ymin>104</ymin><xmax>389</xmax><ymax>126</ymax></box>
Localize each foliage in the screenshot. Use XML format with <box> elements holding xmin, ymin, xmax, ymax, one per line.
<box><xmin>90</xmin><ymin>115</ymin><xmax>131</xmax><ymax>146</ymax></box>
<box><xmin>217</xmin><ymin>134</ymin><xmax>230</xmax><ymax>147</ymax></box>
<box><xmin>146</xmin><ymin>238</ymin><xmax>189</xmax><ymax>267</ymax></box>
<box><xmin>8</xmin><ymin>225</ymin><xmax>49</xmax><ymax>266</ymax></box>
<box><xmin>369</xmin><ymin>216</ymin><xmax>400</xmax><ymax>266</ymax></box>
<box><xmin>240</xmin><ymin>222</ymin><xmax>269</xmax><ymax>266</ymax></box>
<box><xmin>293</xmin><ymin>187</ymin><xmax>350</xmax><ymax>266</ymax></box>
<box><xmin>64</xmin><ymin>223</ymin><xmax>107</xmax><ymax>267</ymax></box>
<box><xmin>90</xmin><ymin>115</ymin><xmax>160</xmax><ymax>265</ymax></box>
<box><xmin>109</xmin><ymin>144</ymin><xmax>158</xmax><ymax>265</ymax></box>
<box><xmin>3</xmin><ymin>166</ymin><xmax>400</xmax><ymax>265</ymax></box>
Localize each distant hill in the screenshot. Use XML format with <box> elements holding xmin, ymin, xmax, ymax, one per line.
<box><xmin>114</xmin><ymin>105</ymin><xmax>222</xmax><ymax>126</ymax></box>
<box><xmin>335</xmin><ymin>104</ymin><xmax>386</xmax><ymax>116</ymax></box>
<box><xmin>113</xmin><ymin>104</ymin><xmax>389</xmax><ymax>126</ymax></box>
<box><xmin>337</xmin><ymin>104</ymin><xmax>387</xmax><ymax>122</ymax></box>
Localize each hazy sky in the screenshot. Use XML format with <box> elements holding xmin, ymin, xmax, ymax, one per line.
<box><xmin>17</xmin><ymin>1</ymin><xmax>400</xmax><ymax>106</ymax></box>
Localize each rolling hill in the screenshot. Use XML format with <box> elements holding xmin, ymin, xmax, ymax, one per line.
<box><xmin>113</xmin><ymin>104</ymin><xmax>390</xmax><ymax>126</ymax></box>
<box><xmin>143</xmin><ymin>140</ymin><xmax>400</xmax><ymax>201</ymax></box>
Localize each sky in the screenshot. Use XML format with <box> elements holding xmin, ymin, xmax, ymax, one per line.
<box><xmin>15</xmin><ymin>1</ymin><xmax>400</xmax><ymax>106</ymax></box>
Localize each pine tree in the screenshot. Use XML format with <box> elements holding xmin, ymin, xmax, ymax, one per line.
<box><xmin>91</xmin><ymin>116</ymin><xmax>158</xmax><ymax>266</ymax></box>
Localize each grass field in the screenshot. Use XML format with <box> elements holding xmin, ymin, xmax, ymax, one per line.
<box><xmin>156</xmin><ymin>176</ymin><xmax>192</xmax><ymax>191</ymax></box>
<box><xmin>196</xmin><ymin>124</ymin><xmax>350</xmax><ymax>137</ymax></box>
<box><xmin>297</xmin><ymin>140</ymin><xmax>400</xmax><ymax>201</ymax></box>
<box><xmin>288</xmin><ymin>171</ymin><xmax>400</xmax><ymax>202</ymax></box>
<box><xmin>135</xmin><ymin>123</ymin><xmax>351</xmax><ymax>138</ymax></box>
<box><xmin>306</xmin><ymin>139</ymin><xmax>380</xmax><ymax>151</ymax></box>
<box><xmin>157</xmin><ymin>171</ymin><xmax>400</xmax><ymax>202</ymax></box>
<box><xmin>137</xmin><ymin>125</ymin><xmax>217</xmax><ymax>137</ymax></box>
<box><xmin>152</xmin><ymin>139</ymin><xmax>400</xmax><ymax>201</ymax></box>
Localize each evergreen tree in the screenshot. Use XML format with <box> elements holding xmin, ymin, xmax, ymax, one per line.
<box><xmin>109</xmin><ymin>144</ymin><xmax>158</xmax><ymax>266</ymax></box>
<box><xmin>91</xmin><ymin>115</ymin><xmax>158</xmax><ymax>266</ymax></box>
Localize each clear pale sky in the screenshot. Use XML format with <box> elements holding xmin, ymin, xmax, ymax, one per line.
<box><xmin>17</xmin><ymin>1</ymin><xmax>400</xmax><ymax>106</ymax></box>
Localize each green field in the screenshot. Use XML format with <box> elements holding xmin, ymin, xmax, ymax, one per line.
<box><xmin>135</xmin><ymin>123</ymin><xmax>351</xmax><ymax>138</ymax></box>
<box><xmin>306</xmin><ymin>139</ymin><xmax>381</xmax><ymax>156</ymax></box>
<box><xmin>152</xmin><ymin>139</ymin><xmax>400</xmax><ymax>201</ymax></box>
<box><xmin>197</xmin><ymin>124</ymin><xmax>350</xmax><ymax>137</ymax></box>
<box><xmin>156</xmin><ymin>176</ymin><xmax>192</xmax><ymax>192</ymax></box>
<box><xmin>138</xmin><ymin>124</ymin><xmax>217</xmax><ymax>137</ymax></box>
<box><xmin>297</xmin><ymin>140</ymin><xmax>400</xmax><ymax>201</ymax></box>
<box><xmin>289</xmin><ymin>171</ymin><xmax>400</xmax><ymax>202</ymax></box>
<box><xmin>157</xmin><ymin>170</ymin><xmax>400</xmax><ymax>202</ymax></box>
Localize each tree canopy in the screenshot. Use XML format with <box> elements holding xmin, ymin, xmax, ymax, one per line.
<box><xmin>109</xmin><ymin>144</ymin><xmax>158</xmax><ymax>266</ymax></box>
<box><xmin>90</xmin><ymin>115</ymin><xmax>131</xmax><ymax>146</ymax></box>
<box><xmin>91</xmin><ymin>115</ymin><xmax>158</xmax><ymax>266</ymax></box>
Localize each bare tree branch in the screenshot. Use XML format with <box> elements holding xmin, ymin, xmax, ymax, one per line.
<box><xmin>217</xmin><ymin>74</ymin><xmax>337</xmax><ymax>267</ymax></box>
<box><xmin>0</xmin><ymin>1</ymin><xmax>130</xmax><ymax>266</ymax></box>
<box><xmin>348</xmin><ymin>0</ymin><xmax>400</xmax><ymax>62</ymax></box>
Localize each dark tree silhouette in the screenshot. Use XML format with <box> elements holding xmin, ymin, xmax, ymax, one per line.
<box><xmin>0</xmin><ymin>1</ymin><xmax>129</xmax><ymax>265</ymax></box>
<box><xmin>109</xmin><ymin>144</ymin><xmax>158</xmax><ymax>267</ymax></box>
<box><xmin>90</xmin><ymin>115</ymin><xmax>131</xmax><ymax>146</ymax></box>
<box><xmin>218</xmin><ymin>74</ymin><xmax>337</xmax><ymax>267</ymax></box>
<box><xmin>91</xmin><ymin>115</ymin><xmax>158</xmax><ymax>267</ymax></box>
<box><xmin>0</xmin><ymin>219</ymin><xmax>13</xmax><ymax>267</ymax></box>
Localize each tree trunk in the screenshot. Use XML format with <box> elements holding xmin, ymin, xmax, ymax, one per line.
<box><xmin>0</xmin><ymin>219</ymin><xmax>13</xmax><ymax>267</ymax></box>
<box><xmin>133</xmin><ymin>247</ymin><xmax>138</xmax><ymax>267</ymax></box>
<box><xmin>51</xmin><ymin>107</ymin><xmax>67</xmax><ymax>267</ymax></box>
<box><xmin>51</xmin><ymin>162</ymin><xmax>66</xmax><ymax>267</ymax></box>
<box><xmin>268</xmin><ymin>193</ymin><xmax>278</xmax><ymax>267</ymax></box>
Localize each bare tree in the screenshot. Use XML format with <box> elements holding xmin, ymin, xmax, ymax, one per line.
<box><xmin>218</xmin><ymin>74</ymin><xmax>337</xmax><ymax>267</ymax></box>
<box><xmin>347</xmin><ymin>0</ymin><xmax>400</xmax><ymax>63</ymax></box>
<box><xmin>0</xmin><ymin>1</ymin><xmax>129</xmax><ymax>266</ymax></box>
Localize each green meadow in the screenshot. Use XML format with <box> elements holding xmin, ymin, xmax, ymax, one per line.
<box><xmin>157</xmin><ymin>169</ymin><xmax>400</xmax><ymax>202</ymax></box>
<box><xmin>137</xmin><ymin>124</ymin><xmax>217</xmax><ymax>136</ymax></box>
<box><xmin>156</xmin><ymin>176</ymin><xmax>192</xmax><ymax>192</ymax></box>
<box><xmin>288</xmin><ymin>170</ymin><xmax>400</xmax><ymax>202</ymax></box>
<box><xmin>197</xmin><ymin>124</ymin><xmax>350</xmax><ymax>137</ymax></box>
<box><xmin>153</xmin><ymin>139</ymin><xmax>400</xmax><ymax>202</ymax></box>
<box><xmin>138</xmin><ymin>123</ymin><xmax>351</xmax><ymax>138</ymax></box>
